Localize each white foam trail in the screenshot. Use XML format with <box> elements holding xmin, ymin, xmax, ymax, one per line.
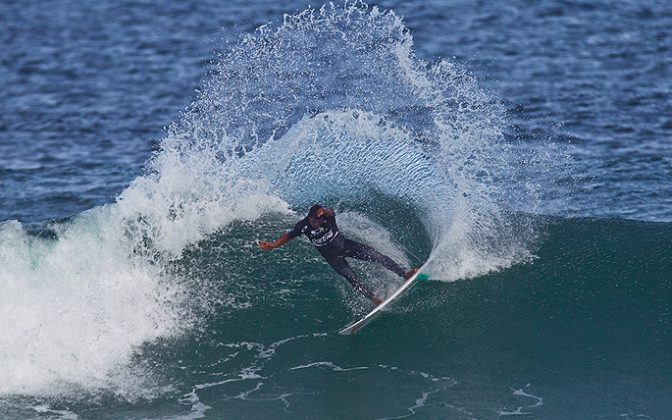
<box><xmin>31</xmin><ymin>405</ymin><xmax>79</xmax><ymax>419</ymax></box>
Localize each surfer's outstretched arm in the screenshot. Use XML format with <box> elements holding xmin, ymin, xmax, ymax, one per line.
<box><xmin>258</xmin><ymin>233</ymin><xmax>293</xmax><ymax>251</ymax></box>
<box><xmin>260</xmin><ymin>213</ymin><xmax>322</xmax><ymax>251</ymax></box>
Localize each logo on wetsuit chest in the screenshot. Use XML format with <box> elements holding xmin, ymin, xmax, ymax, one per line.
<box><xmin>309</xmin><ymin>227</ymin><xmax>338</xmax><ymax>247</ymax></box>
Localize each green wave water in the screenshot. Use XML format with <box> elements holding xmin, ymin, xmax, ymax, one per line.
<box><xmin>4</xmin><ymin>216</ymin><xmax>669</xmax><ymax>419</ymax></box>
<box><xmin>138</xmin><ymin>216</ymin><xmax>672</xmax><ymax>419</ymax></box>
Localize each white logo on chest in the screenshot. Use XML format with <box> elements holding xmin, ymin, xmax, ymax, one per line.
<box><xmin>310</xmin><ymin>227</ymin><xmax>337</xmax><ymax>246</ymax></box>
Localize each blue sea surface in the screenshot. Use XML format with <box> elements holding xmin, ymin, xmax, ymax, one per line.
<box><xmin>2</xmin><ymin>0</ymin><xmax>670</xmax><ymax>224</ymax></box>
<box><xmin>1</xmin><ymin>1</ymin><xmax>670</xmax><ymax>419</ymax></box>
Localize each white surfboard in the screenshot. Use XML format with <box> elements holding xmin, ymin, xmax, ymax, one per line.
<box><xmin>338</xmin><ymin>265</ymin><xmax>430</xmax><ymax>335</ymax></box>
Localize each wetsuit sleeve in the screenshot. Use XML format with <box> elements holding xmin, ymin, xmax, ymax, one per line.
<box><xmin>288</xmin><ymin>218</ymin><xmax>308</xmax><ymax>239</ymax></box>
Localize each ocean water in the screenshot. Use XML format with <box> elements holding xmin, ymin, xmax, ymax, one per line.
<box><xmin>1</xmin><ymin>1</ymin><xmax>670</xmax><ymax>419</ymax></box>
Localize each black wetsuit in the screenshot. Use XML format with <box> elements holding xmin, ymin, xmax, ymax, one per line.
<box><xmin>288</xmin><ymin>211</ymin><xmax>406</xmax><ymax>300</ymax></box>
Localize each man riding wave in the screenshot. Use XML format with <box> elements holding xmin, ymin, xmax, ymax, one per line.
<box><xmin>259</xmin><ymin>205</ymin><xmax>418</xmax><ymax>305</ymax></box>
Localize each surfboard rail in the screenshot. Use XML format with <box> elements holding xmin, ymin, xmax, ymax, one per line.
<box><xmin>338</xmin><ymin>265</ymin><xmax>429</xmax><ymax>335</ymax></box>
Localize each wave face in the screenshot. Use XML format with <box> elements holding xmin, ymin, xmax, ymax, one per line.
<box><xmin>1</xmin><ymin>0</ymin><xmax>568</xmax><ymax>410</ymax></box>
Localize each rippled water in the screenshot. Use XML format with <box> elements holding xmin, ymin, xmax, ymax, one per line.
<box><xmin>2</xmin><ymin>0</ymin><xmax>670</xmax><ymax>224</ymax></box>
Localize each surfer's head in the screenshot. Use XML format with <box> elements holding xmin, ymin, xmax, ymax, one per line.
<box><xmin>308</xmin><ymin>204</ymin><xmax>324</xmax><ymax>228</ymax></box>
<box><xmin>308</xmin><ymin>205</ymin><xmax>323</xmax><ymax>218</ymax></box>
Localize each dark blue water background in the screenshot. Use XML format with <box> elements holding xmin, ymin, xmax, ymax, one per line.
<box><xmin>2</xmin><ymin>0</ymin><xmax>670</xmax><ymax>224</ymax></box>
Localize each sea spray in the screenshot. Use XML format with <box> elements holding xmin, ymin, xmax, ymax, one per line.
<box><xmin>170</xmin><ymin>1</ymin><xmax>550</xmax><ymax>279</ymax></box>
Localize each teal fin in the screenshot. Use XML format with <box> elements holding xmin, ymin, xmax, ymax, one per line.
<box><xmin>417</xmin><ymin>273</ymin><xmax>430</xmax><ymax>282</ymax></box>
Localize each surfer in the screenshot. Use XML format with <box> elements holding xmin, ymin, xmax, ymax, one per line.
<box><xmin>259</xmin><ymin>205</ymin><xmax>417</xmax><ymax>305</ymax></box>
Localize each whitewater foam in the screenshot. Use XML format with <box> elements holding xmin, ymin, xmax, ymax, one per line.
<box><xmin>0</xmin><ymin>146</ymin><xmax>289</xmax><ymax>398</ymax></box>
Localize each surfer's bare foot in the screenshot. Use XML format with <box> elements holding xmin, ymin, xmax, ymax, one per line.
<box><xmin>372</xmin><ymin>296</ymin><xmax>383</xmax><ymax>306</ymax></box>
<box><xmin>403</xmin><ymin>268</ymin><xmax>419</xmax><ymax>280</ymax></box>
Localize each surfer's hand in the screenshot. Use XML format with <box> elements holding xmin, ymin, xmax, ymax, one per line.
<box><xmin>372</xmin><ymin>296</ymin><xmax>383</xmax><ymax>306</ymax></box>
<box><xmin>258</xmin><ymin>241</ymin><xmax>275</xmax><ymax>251</ymax></box>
